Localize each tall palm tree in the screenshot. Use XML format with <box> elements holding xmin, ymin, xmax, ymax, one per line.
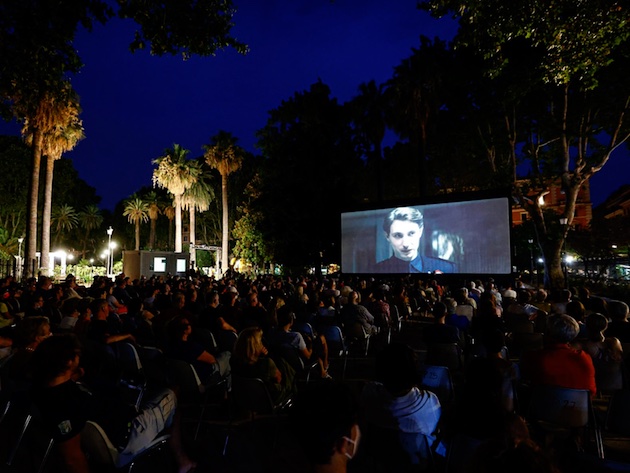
<box><xmin>19</xmin><ymin>83</ymin><xmax>78</xmax><ymax>276</ymax></box>
<box><xmin>38</xmin><ymin>85</ymin><xmax>84</xmax><ymax>273</ymax></box>
<box><xmin>152</xmin><ymin>144</ymin><xmax>199</xmax><ymax>253</ymax></box>
<box><xmin>123</xmin><ymin>197</ymin><xmax>150</xmax><ymax>251</ymax></box>
<box><xmin>182</xmin><ymin>160</ymin><xmax>214</xmax><ymax>268</ymax></box>
<box><xmin>144</xmin><ymin>191</ymin><xmax>161</xmax><ymax>250</ymax></box>
<box><xmin>78</xmin><ymin>204</ymin><xmax>103</xmax><ymax>259</ymax></box>
<box><xmin>203</xmin><ymin>131</ymin><xmax>244</xmax><ymax>273</ymax></box>
<box><xmin>51</xmin><ymin>204</ymin><xmax>79</xmax><ymax>247</ymax></box>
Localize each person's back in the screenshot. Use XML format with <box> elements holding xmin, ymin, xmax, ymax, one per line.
<box><xmin>522</xmin><ymin>314</ymin><xmax>596</xmax><ymax>396</ymax></box>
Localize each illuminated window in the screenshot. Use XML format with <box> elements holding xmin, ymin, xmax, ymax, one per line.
<box><xmin>176</xmin><ymin>259</ymin><xmax>187</xmax><ymax>273</ymax></box>
<box><xmin>154</xmin><ymin>257</ymin><xmax>167</xmax><ymax>272</ymax></box>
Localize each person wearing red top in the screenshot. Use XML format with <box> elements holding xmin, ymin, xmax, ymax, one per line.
<box><xmin>522</xmin><ymin>314</ymin><xmax>596</xmax><ymax>397</ymax></box>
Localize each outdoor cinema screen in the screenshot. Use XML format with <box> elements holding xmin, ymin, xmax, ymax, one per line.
<box><xmin>341</xmin><ymin>196</ymin><xmax>511</xmax><ymax>275</ymax></box>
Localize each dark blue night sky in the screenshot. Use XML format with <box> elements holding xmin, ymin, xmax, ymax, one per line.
<box><xmin>0</xmin><ymin>1</ymin><xmax>626</xmax><ymax>210</ymax></box>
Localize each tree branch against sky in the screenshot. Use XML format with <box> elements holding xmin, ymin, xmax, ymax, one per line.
<box><xmin>420</xmin><ymin>0</ymin><xmax>630</xmax><ymax>288</ymax></box>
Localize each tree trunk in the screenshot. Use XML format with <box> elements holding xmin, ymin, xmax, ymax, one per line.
<box><xmin>189</xmin><ymin>208</ymin><xmax>196</xmax><ymax>269</ymax></box>
<box><xmin>25</xmin><ymin>129</ymin><xmax>43</xmax><ymax>278</ymax></box>
<box><xmin>135</xmin><ymin>220</ymin><xmax>141</xmax><ymax>251</ymax></box>
<box><xmin>40</xmin><ymin>154</ymin><xmax>55</xmax><ymax>275</ymax></box>
<box><xmin>175</xmin><ymin>194</ymin><xmax>183</xmax><ymax>253</ymax></box>
<box><xmin>221</xmin><ymin>173</ymin><xmax>229</xmax><ymax>274</ymax></box>
<box><xmin>149</xmin><ymin>217</ymin><xmax>156</xmax><ymax>250</ymax></box>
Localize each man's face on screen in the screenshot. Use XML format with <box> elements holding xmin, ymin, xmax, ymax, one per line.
<box><xmin>386</xmin><ymin>220</ymin><xmax>423</xmax><ymax>261</ymax></box>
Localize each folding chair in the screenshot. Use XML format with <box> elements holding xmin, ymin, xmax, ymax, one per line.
<box><xmin>164</xmin><ymin>358</ymin><xmax>229</xmax><ymax>440</ymax></box>
<box><xmin>527</xmin><ymin>385</ymin><xmax>604</xmax><ymax>459</ymax></box>
<box><xmin>418</xmin><ymin>364</ymin><xmax>454</xmax><ymax>406</ymax></box>
<box><xmin>224</xmin><ymin>375</ymin><xmax>292</xmax><ymax>456</ymax></box>
<box><xmin>427</xmin><ymin>343</ymin><xmax>463</xmax><ymax>373</ymax></box>
<box><xmin>344</xmin><ymin>322</ymin><xmax>371</xmax><ymax>357</ymax></box>
<box><xmin>112</xmin><ymin>342</ymin><xmax>147</xmax><ymax>410</ymax></box>
<box><xmin>81</xmin><ymin>420</ymin><xmax>170</xmax><ymax>471</ymax></box>
<box><xmin>5</xmin><ymin>403</ymin><xmax>55</xmax><ymax>472</ymax></box>
<box><xmin>318</xmin><ymin>325</ymin><xmax>349</xmax><ymax>379</ymax></box>
<box><xmin>454</xmin><ymin>304</ymin><xmax>473</xmax><ymax>322</ymax></box>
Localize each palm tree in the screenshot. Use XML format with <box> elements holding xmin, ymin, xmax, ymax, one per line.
<box><xmin>182</xmin><ymin>160</ymin><xmax>214</xmax><ymax>268</ymax></box>
<box><xmin>38</xmin><ymin>85</ymin><xmax>84</xmax><ymax>273</ymax></box>
<box><xmin>152</xmin><ymin>144</ymin><xmax>200</xmax><ymax>253</ymax></box>
<box><xmin>203</xmin><ymin>131</ymin><xmax>244</xmax><ymax>273</ymax></box>
<box><xmin>51</xmin><ymin>204</ymin><xmax>79</xmax><ymax>247</ymax></box>
<box><xmin>123</xmin><ymin>197</ymin><xmax>150</xmax><ymax>251</ymax></box>
<box><xmin>19</xmin><ymin>84</ymin><xmax>78</xmax><ymax>276</ymax></box>
<box><xmin>78</xmin><ymin>204</ymin><xmax>103</xmax><ymax>259</ymax></box>
<box><xmin>144</xmin><ymin>191</ymin><xmax>161</xmax><ymax>250</ymax></box>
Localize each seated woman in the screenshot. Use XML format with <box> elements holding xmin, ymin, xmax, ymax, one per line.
<box><xmin>166</xmin><ymin>316</ymin><xmax>231</xmax><ymax>384</ymax></box>
<box><xmin>582</xmin><ymin>312</ymin><xmax>623</xmax><ymax>391</ymax></box>
<box><xmin>230</xmin><ymin>327</ymin><xmax>296</xmax><ymax>403</ymax></box>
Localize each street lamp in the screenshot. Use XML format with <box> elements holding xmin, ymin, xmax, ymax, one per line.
<box><xmin>17</xmin><ymin>236</ymin><xmax>24</xmax><ymax>281</ymax></box>
<box><xmin>106</xmin><ymin>227</ymin><xmax>113</xmax><ymax>278</ymax></box>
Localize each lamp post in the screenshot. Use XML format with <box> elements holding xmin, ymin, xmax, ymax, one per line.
<box><xmin>17</xmin><ymin>236</ymin><xmax>24</xmax><ymax>281</ymax></box>
<box><xmin>107</xmin><ymin>226</ymin><xmax>113</xmax><ymax>278</ymax></box>
<box><xmin>528</xmin><ymin>238</ymin><xmax>534</xmax><ymax>285</ymax></box>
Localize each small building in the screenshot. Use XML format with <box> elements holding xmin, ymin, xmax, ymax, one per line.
<box><xmin>122</xmin><ymin>250</ymin><xmax>190</xmax><ymax>281</ymax></box>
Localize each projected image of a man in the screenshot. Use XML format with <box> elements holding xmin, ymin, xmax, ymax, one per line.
<box><xmin>375</xmin><ymin>207</ymin><xmax>456</xmax><ymax>273</ymax></box>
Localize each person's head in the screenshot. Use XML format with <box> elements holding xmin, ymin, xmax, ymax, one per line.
<box><xmin>209</xmin><ymin>290</ymin><xmax>220</xmax><ymax>307</ymax></box>
<box><xmin>586</xmin><ymin>312</ymin><xmax>608</xmax><ymax>342</ymax></box>
<box><xmin>433</xmin><ymin>301</ymin><xmax>447</xmax><ymax>320</ymax></box>
<box><xmin>375</xmin><ymin>342</ymin><xmax>418</xmax><ymax>395</ymax></box>
<box><xmin>291</xmin><ymin>382</ymin><xmax>360</xmax><ymax>467</ymax></box>
<box><xmin>169</xmin><ymin>316</ymin><xmax>192</xmax><ymax>341</ymax></box>
<box><xmin>90</xmin><ymin>298</ymin><xmax>109</xmax><ymax>320</ymax></box>
<box><xmin>565</xmin><ymin>300</ymin><xmax>585</xmax><ymax>323</ymax></box>
<box><xmin>15</xmin><ymin>316</ymin><xmax>51</xmax><ymax>349</ymax></box>
<box><xmin>31</xmin><ymin>333</ymin><xmax>81</xmax><ymax>386</ymax></box>
<box><xmin>277</xmin><ymin>306</ymin><xmax>295</xmax><ymax>328</ymax></box>
<box><xmin>608</xmin><ymin>300</ymin><xmax>630</xmax><ymax>322</ymax></box>
<box><xmin>482</xmin><ymin>329</ymin><xmax>507</xmax><ymax>355</ymax></box>
<box><xmin>546</xmin><ymin>314</ymin><xmax>580</xmax><ymax>344</ymax></box>
<box><xmin>518</xmin><ymin>290</ymin><xmax>532</xmax><ymax>305</ymax></box>
<box><xmin>233</xmin><ymin>327</ymin><xmax>265</xmax><ymax>364</ymax></box>
<box><xmin>383</xmin><ymin>207</ymin><xmax>424</xmax><ymax>262</ymax></box>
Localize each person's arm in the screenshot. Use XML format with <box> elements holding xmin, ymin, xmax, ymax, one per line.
<box><xmin>217</xmin><ymin>317</ymin><xmax>237</xmax><ymax>332</ymax></box>
<box><xmin>57</xmin><ymin>434</ymin><xmax>91</xmax><ymax>473</ymax></box>
<box><xmin>104</xmin><ymin>333</ymin><xmax>135</xmax><ymax>345</ymax></box>
<box><xmin>197</xmin><ymin>350</ymin><xmax>217</xmax><ymax>365</ymax></box>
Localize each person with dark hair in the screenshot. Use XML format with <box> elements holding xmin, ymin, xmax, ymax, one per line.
<box><xmin>374</xmin><ymin>207</ymin><xmax>457</xmax><ymax>273</ymax></box>
<box><xmin>522</xmin><ymin>315</ymin><xmax>596</xmax><ymax>396</ymax></box>
<box><xmin>424</xmin><ymin>302</ymin><xmax>460</xmax><ymax>344</ymax></box>
<box><xmin>606</xmin><ymin>300</ymin><xmax>630</xmax><ymax>343</ymax></box>
<box><xmin>360</xmin><ymin>342</ymin><xmax>441</xmax><ymax>468</ymax></box>
<box><xmin>290</xmin><ymin>381</ymin><xmax>360</xmax><ymax>472</ymax></box>
<box><xmin>30</xmin><ymin>334</ymin><xmax>196</xmax><ymax>473</ymax></box>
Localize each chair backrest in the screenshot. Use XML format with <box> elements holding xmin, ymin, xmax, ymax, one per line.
<box><xmin>214</xmin><ymin>330</ymin><xmax>238</xmax><ymax>353</ymax></box>
<box><xmin>231</xmin><ymin>375</ymin><xmax>276</xmax><ymax>416</ymax></box>
<box><xmin>164</xmin><ymin>358</ymin><xmax>204</xmax><ymax>397</ymax></box>
<box><xmin>81</xmin><ymin>420</ymin><xmax>119</xmax><ymax>466</ymax></box>
<box><xmin>318</xmin><ymin>325</ymin><xmax>346</xmax><ymax>357</ymax></box>
<box><xmin>112</xmin><ymin>342</ymin><xmax>143</xmax><ymax>372</ymax></box>
<box><xmin>418</xmin><ymin>364</ymin><xmax>454</xmax><ymax>404</ymax></box>
<box><xmin>455</xmin><ymin>305</ymin><xmax>474</xmax><ymax>321</ymax></box>
<box><xmin>292</xmin><ymin>321</ymin><xmax>314</xmax><ymax>339</ymax></box>
<box><xmin>345</xmin><ymin>322</ymin><xmax>369</xmax><ymax>340</ymax></box>
<box><xmin>191</xmin><ymin>327</ymin><xmax>218</xmax><ymax>353</ymax></box>
<box><xmin>528</xmin><ymin>385</ymin><xmax>590</xmax><ymax>428</ymax></box>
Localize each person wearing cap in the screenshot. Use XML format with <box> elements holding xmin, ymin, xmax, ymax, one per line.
<box><xmin>374</xmin><ymin>207</ymin><xmax>457</xmax><ymax>274</ymax></box>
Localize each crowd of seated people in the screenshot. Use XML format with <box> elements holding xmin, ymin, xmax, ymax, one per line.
<box><xmin>0</xmin><ymin>270</ymin><xmax>629</xmax><ymax>472</ymax></box>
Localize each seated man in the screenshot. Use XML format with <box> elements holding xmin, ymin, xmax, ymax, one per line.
<box><xmin>360</xmin><ymin>342</ymin><xmax>442</xmax><ymax>468</ymax></box>
<box><xmin>290</xmin><ymin>381</ymin><xmax>361</xmax><ymax>473</ymax></box>
<box><xmin>522</xmin><ymin>314</ymin><xmax>596</xmax><ymax>396</ymax></box>
<box><xmin>424</xmin><ymin>302</ymin><xmax>460</xmax><ymax>344</ymax></box>
<box><xmin>30</xmin><ymin>334</ymin><xmax>196</xmax><ymax>473</ymax></box>
<box><xmin>341</xmin><ymin>291</ymin><xmax>379</xmax><ymax>335</ymax></box>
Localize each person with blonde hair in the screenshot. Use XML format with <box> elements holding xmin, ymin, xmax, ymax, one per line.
<box><xmin>231</xmin><ymin>327</ymin><xmax>295</xmax><ymax>402</ymax></box>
